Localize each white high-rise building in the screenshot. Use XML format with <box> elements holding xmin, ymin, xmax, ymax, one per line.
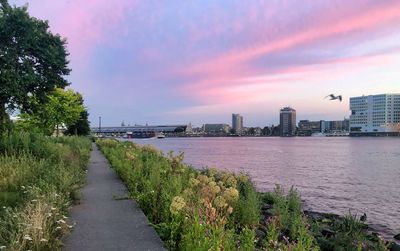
<box><xmin>232</xmin><ymin>113</ymin><xmax>243</xmax><ymax>134</ymax></box>
<box><xmin>349</xmin><ymin>94</ymin><xmax>400</xmax><ymax>136</ymax></box>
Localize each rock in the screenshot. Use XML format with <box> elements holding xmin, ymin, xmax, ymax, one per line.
<box><xmin>390</xmin><ymin>242</ymin><xmax>400</xmax><ymax>251</ymax></box>
<box><xmin>394</xmin><ymin>233</ymin><xmax>400</xmax><ymax>241</ymax></box>
<box><xmin>261</xmin><ymin>203</ymin><xmax>272</xmax><ymax>211</ymax></box>
<box><xmin>321</xmin><ymin>228</ymin><xmax>336</xmax><ymax>237</ymax></box>
<box><xmin>255</xmin><ymin>229</ymin><xmax>266</xmax><ymax>240</ymax></box>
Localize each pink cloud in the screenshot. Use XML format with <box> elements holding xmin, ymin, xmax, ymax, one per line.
<box><xmin>169</xmin><ymin>1</ymin><xmax>400</xmax><ymax>108</ymax></box>
<box><xmin>185</xmin><ymin>1</ymin><xmax>400</xmax><ymax>78</ymax></box>
<box><xmin>26</xmin><ymin>0</ymin><xmax>137</xmax><ymax>61</ymax></box>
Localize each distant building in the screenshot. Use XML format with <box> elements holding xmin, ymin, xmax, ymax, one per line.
<box><xmin>91</xmin><ymin>124</ymin><xmax>187</xmax><ymax>138</ymax></box>
<box><xmin>203</xmin><ymin>124</ymin><xmax>230</xmax><ymax>134</ymax></box>
<box><xmin>298</xmin><ymin>120</ymin><xmax>321</xmax><ymax>136</ymax></box>
<box><xmin>349</xmin><ymin>94</ymin><xmax>400</xmax><ymax>136</ymax></box>
<box><xmin>321</xmin><ymin>119</ymin><xmax>349</xmax><ymax>133</ymax></box>
<box><xmin>232</xmin><ymin>114</ymin><xmax>243</xmax><ymax>134</ymax></box>
<box><xmin>280</xmin><ymin>107</ymin><xmax>296</xmax><ymax>136</ymax></box>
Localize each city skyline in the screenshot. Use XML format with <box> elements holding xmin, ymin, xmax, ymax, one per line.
<box><xmin>9</xmin><ymin>0</ymin><xmax>400</xmax><ymax>126</ymax></box>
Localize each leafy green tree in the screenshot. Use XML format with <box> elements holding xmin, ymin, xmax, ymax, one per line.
<box><xmin>16</xmin><ymin>88</ymin><xmax>84</xmax><ymax>136</ymax></box>
<box><xmin>0</xmin><ymin>0</ymin><xmax>70</xmax><ymax>134</ymax></box>
<box><xmin>65</xmin><ymin>105</ymin><xmax>91</xmax><ymax>136</ymax></box>
<box><xmin>262</xmin><ymin>126</ymin><xmax>271</xmax><ymax>136</ymax></box>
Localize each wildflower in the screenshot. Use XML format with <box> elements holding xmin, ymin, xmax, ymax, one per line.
<box><xmin>238</xmin><ymin>174</ymin><xmax>249</xmax><ymax>183</ymax></box>
<box><xmin>47</xmin><ymin>213</ymin><xmax>52</xmax><ymax>217</ymax></box>
<box><xmin>2</xmin><ymin>206</ymin><xmax>5</xmax><ymax>209</ymax></box>
<box><xmin>55</xmin><ymin>193</ymin><xmax>60</xmax><ymax>197</ymax></box>
<box><xmin>225</xmin><ymin>175</ymin><xmax>237</xmax><ymax>188</ymax></box>
<box><xmin>211</xmin><ymin>184</ymin><xmax>221</xmax><ymax>194</ymax></box>
<box><xmin>214</xmin><ymin>196</ymin><xmax>227</xmax><ymax>208</ymax></box>
<box><xmin>21</xmin><ymin>185</ymin><xmax>26</xmax><ymax>189</ymax></box>
<box><xmin>51</xmin><ymin>207</ymin><xmax>56</xmax><ymax>211</ymax></box>
<box><xmin>223</xmin><ymin>187</ymin><xmax>239</xmax><ymax>204</ymax></box>
<box><xmin>55</xmin><ymin>226</ymin><xmax>62</xmax><ymax>230</ymax></box>
<box><xmin>68</xmin><ymin>225</ymin><xmax>73</xmax><ymax>229</ymax></box>
<box><xmin>40</xmin><ymin>239</ymin><xmax>48</xmax><ymax>242</ymax></box>
<box><xmin>208</xmin><ymin>168</ymin><xmax>219</xmax><ymax>178</ymax></box>
<box><xmin>170</xmin><ymin>196</ymin><xmax>186</xmax><ymax>215</ymax></box>
<box><xmin>189</xmin><ymin>178</ymin><xmax>200</xmax><ymax>187</ymax></box>
<box><xmin>57</xmin><ymin>219</ymin><xmax>66</xmax><ymax>224</ymax></box>
<box><xmin>62</xmin><ymin>215</ymin><xmax>68</xmax><ymax>219</ymax></box>
<box><xmin>197</xmin><ymin>175</ymin><xmax>209</xmax><ymax>184</ymax></box>
<box><xmin>23</xmin><ymin>235</ymin><xmax>32</xmax><ymax>241</ymax></box>
<box><xmin>31</xmin><ymin>199</ymin><xmax>37</xmax><ymax>202</ymax></box>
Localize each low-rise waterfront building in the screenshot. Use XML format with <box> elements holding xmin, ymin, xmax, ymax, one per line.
<box><xmin>349</xmin><ymin>94</ymin><xmax>400</xmax><ymax>136</ymax></box>
<box><xmin>298</xmin><ymin>120</ymin><xmax>321</xmax><ymax>136</ymax></box>
<box><xmin>202</xmin><ymin>123</ymin><xmax>230</xmax><ymax>135</ymax></box>
<box><xmin>321</xmin><ymin>119</ymin><xmax>349</xmax><ymax>133</ymax></box>
<box><xmin>280</xmin><ymin>107</ymin><xmax>296</xmax><ymax>136</ymax></box>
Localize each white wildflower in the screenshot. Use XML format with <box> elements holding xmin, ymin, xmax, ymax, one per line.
<box><xmin>55</xmin><ymin>226</ymin><xmax>62</xmax><ymax>230</ymax></box>
<box><xmin>57</xmin><ymin>219</ymin><xmax>66</xmax><ymax>224</ymax></box>
<box><xmin>23</xmin><ymin>235</ymin><xmax>32</xmax><ymax>241</ymax></box>
<box><xmin>21</xmin><ymin>185</ymin><xmax>25</xmax><ymax>189</ymax></box>
<box><xmin>62</xmin><ymin>215</ymin><xmax>68</xmax><ymax>219</ymax></box>
<box><xmin>31</xmin><ymin>199</ymin><xmax>37</xmax><ymax>202</ymax></box>
<box><xmin>50</xmin><ymin>207</ymin><xmax>56</xmax><ymax>211</ymax></box>
<box><xmin>40</xmin><ymin>238</ymin><xmax>48</xmax><ymax>242</ymax></box>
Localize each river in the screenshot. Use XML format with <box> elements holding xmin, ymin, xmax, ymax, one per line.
<box><xmin>128</xmin><ymin>137</ymin><xmax>400</xmax><ymax>239</ymax></box>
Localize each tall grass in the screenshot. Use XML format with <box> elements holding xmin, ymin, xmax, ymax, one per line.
<box><xmin>98</xmin><ymin>139</ymin><xmax>390</xmax><ymax>251</ymax></box>
<box><xmin>0</xmin><ymin>132</ymin><xmax>91</xmax><ymax>251</ymax></box>
<box><xmin>97</xmin><ymin>139</ymin><xmax>260</xmax><ymax>250</ymax></box>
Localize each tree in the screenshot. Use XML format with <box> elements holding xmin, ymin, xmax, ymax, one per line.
<box><xmin>65</xmin><ymin>99</ymin><xmax>90</xmax><ymax>136</ymax></box>
<box><xmin>16</xmin><ymin>88</ymin><xmax>84</xmax><ymax>136</ymax></box>
<box><xmin>0</xmin><ymin>0</ymin><xmax>70</xmax><ymax>134</ymax></box>
<box><xmin>262</xmin><ymin>126</ymin><xmax>271</xmax><ymax>136</ymax></box>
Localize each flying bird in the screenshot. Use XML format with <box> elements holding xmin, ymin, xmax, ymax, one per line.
<box><xmin>325</xmin><ymin>94</ymin><xmax>342</xmax><ymax>102</ymax></box>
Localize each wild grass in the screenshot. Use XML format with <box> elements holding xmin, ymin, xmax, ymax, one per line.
<box><xmin>0</xmin><ymin>132</ymin><xmax>91</xmax><ymax>251</ymax></box>
<box><xmin>98</xmin><ymin>139</ymin><xmax>390</xmax><ymax>251</ymax></box>
<box><xmin>97</xmin><ymin>139</ymin><xmax>261</xmax><ymax>250</ymax></box>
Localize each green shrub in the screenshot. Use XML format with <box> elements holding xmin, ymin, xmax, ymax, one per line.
<box><xmin>97</xmin><ymin>139</ymin><xmax>262</xmax><ymax>250</ymax></box>
<box><xmin>0</xmin><ymin>132</ymin><xmax>91</xmax><ymax>250</ymax></box>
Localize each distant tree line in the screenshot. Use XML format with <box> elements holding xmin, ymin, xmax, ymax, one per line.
<box><xmin>0</xmin><ymin>0</ymin><xmax>90</xmax><ymax>136</ymax></box>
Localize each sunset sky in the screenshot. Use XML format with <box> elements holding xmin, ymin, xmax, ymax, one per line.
<box><xmin>10</xmin><ymin>0</ymin><xmax>400</xmax><ymax>127</ymax></box>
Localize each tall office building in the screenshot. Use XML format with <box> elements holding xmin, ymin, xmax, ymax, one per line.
<box><xmin>279</xmin><ymin>107</ymin><xmax>296</xmax><ymax>136</ymax></box>
<box><xmin>349</xmin><ymin>94</ymin><xmax>400</xmax><ymax>136</ymax></box>
<box><xmin>232</xmin><ymin>113</ymin><xmax>243</xmax><ymax>134</ymax></box>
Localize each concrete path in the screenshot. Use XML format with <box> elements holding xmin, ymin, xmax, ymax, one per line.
<box><xmin>63</xmin><ymin>144</ymin><xmax>166</xmax><ymax>251</ymax></box>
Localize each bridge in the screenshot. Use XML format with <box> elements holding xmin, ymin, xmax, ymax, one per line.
<box><xmin>91</xmin><ymin>125</ymin><xmax>188</xmax><ymax>138</ymax></box>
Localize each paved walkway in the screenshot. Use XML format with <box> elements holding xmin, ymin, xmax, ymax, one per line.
<box><xmin>63</xmin><ymin>144</ymin><xmax>165</xmax><ymax>251</ymax></box>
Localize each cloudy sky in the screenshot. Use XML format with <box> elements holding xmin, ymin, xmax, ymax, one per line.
<box><xmin>10</xmin><ymin>0</ymin><xmax>400</xmax><ymax>127</ymax></box>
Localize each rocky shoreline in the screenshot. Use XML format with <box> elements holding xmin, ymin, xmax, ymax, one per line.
<box><xmin>256</xmin><ymin>198</ymin><xmax>400</xmax><ymax>251</ymax></box>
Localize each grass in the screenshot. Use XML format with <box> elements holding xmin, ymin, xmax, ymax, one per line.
<box><xmin>97</xmin><ymin>139</ymin><xmax>260</xmax><ymax>250</ymax></box>
<box><xmin>0</xmin><ymin>132</ymin><xmax>91</xmax><ymax>251</ymax></box>
<box><xmin>98</xmin><ymin>139</ymin><xmax>391</xmax><ymax>251</ymax></box>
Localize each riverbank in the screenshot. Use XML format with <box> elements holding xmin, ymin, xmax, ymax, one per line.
<box><xmin>97</xmin><ymin>139</ymin><xmax>398</xmax><ymax>250</ymax></box>
<box><xmin>0</xmin><ymin>132</ymin><xmax>91</xmax><ymax>250</ymax></box>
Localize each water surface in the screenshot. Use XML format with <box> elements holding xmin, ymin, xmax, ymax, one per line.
<box><xmin>129</xmin><ymin>137</ymin><xmax>400</xmax><ymax>239</ymax></box>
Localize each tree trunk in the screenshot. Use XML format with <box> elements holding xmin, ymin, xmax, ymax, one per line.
<box><xmin>0</xmin><ymin>101</ymin><xmax>7</xmax><ymax>136</ymax></box>
<box><xmin>56</xmin><ymin>124</ymin><xmax>59</xmax><ymax>137</ymax></box>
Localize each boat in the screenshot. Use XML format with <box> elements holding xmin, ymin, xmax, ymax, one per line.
<box><xmin>311</xmin><ymin>132</ymin><xmax>326</xmax><ymax>137</ymax></box>
<box><xmin>157</xmin><ymin>133</ymin><xmax>166</xmax><ymax>139</ymax></box>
